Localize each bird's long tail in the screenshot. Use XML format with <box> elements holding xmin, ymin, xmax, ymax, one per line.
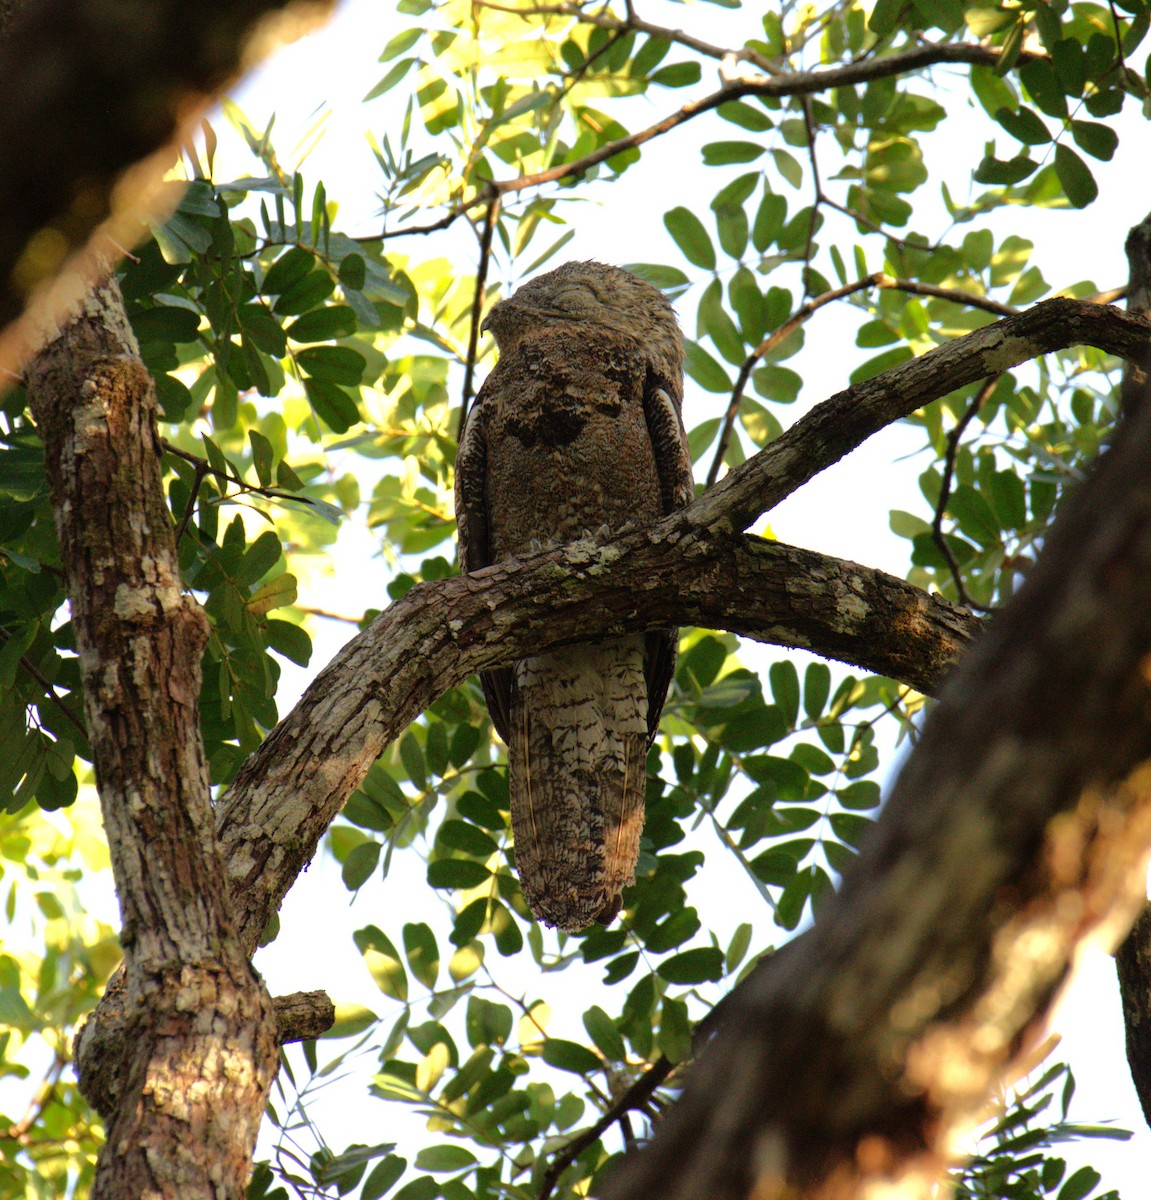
<box><xmin>508</xmin><ymin>636</ymin><xmax>648</xmax><ymax>932</ymax></box>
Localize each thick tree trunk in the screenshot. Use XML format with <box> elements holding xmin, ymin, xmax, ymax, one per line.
<box><xmin>26</xmin><ymin>276</ymin><xmax>279</xmax><ymax>1200</ymax></box>
<box><xmin>0</xmin><ymin>0</ymin><xmax>335</xmax><ymax>370</ymax></box>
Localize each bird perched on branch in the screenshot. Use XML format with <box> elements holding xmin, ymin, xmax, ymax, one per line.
<box><xmin>455</xmin><ymin>260</ymin><xmax>694</xmax><ymax>931</ymax></box>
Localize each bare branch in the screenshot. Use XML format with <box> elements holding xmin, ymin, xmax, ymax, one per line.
<box><xmin>695</xmin><ymin>298</ymin><xmax>1150</xmax><ymax>536</ymax></box>
<box><xmin>273</xmin><ymin>990</ymin><xmax>336</xmax><ymax>1044</ymax></box>
<box><xmin>931</xmin><ymin>376</ymin><xmax>1001</xmax><ymax>613</ymax></box>
<box><xmin>215</xmin><ymin>535</ymin><xmax>978</xmax><ymax>951</ymax></box>
<box><xmin>459</xmin><ymin>188</ymin><xmax>501</xmax><ymax>439</ymax></box>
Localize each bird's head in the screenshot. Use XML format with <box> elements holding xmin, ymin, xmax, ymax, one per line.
<box><xmin>482</xmin><ymin>260</ymin><xmax>683</xmax><ymax>378</ymax></box>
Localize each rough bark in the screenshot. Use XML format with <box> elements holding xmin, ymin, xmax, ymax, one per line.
<box><xmin>602</xmin><ymin>349</ymin><xmax>1151</xmax><ymax>1195</ymax></box>
<box><xmin>0</xmin><ymin>0</ymin><xmax>335</xmax><ymax>369</ymax></box>
<box><xmin>26</xmin><ymin>277</ymin><xmax>279</xmax><ymax>1200</ymax></box>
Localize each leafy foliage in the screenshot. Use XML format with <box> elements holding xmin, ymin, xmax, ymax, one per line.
<box><xmin>2</xmin><ymin>0</ymin><xmax>1149</xmax><ymax>1196</ymax></box>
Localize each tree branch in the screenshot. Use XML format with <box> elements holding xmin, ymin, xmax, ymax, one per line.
<box><xmin>215</xmin><ymin>535</ymin><xmax>978</xmax><ymax>952</ymax></box>
<box><xmin>693</xmin><ymin>298</ymin><xmax>1151</xmax><ymax>536</ymax></box>
<box><xmin>706</xmin><ymin>274</ymin><xmax>1018</xmax><ymax>487</ymax></box>
<box><xmin>1113</xmin><ymin>210</ymin><xmax>1151</xmax><ymax>1130</ymax></box>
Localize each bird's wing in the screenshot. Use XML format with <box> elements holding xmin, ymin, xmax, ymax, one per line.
<box><xmin>455</xmin><ymin>382</ymin><xmax>514</xmax><ymax>742</ymax></box>
<box><xmin>641</xmin><ymin>367</ymin><xmax>695</xmax><ymax>743</ymax></box>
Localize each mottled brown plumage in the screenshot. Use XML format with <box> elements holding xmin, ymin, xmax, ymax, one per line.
<box><xmin>455</xmin><ymin>261</ymin><xmax>693</xmax><ymax>931</ymax></box>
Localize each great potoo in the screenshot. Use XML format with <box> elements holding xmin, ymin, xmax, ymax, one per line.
<box><xmin>454</xmin><ymin>260</ymin><xmax>693</xmax><ymax>932</ymax></box>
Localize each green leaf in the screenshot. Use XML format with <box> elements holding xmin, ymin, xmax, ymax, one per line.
<box><xmin>993</xmin><ymin>105</ymin><xmax>1049</xmax><ymax>145</ymax></box>
<box><xmin>659</xmin><ymin>995</ymin><xmax>692</xmax><ymax>1062</ymax></box>
<box><xmin>772</xmin><ymin>148</ymin><xmax>803</xmax><ymax>189</ymax></box>
<box><xmin>466</xmin><ymin>995</ymin><xmax>512</xmax><ymax>1046</ymax></box>
<box><xmin>427</xmin><ymin>859</ymin><xmax>491</xmax><ymax>889</ymax></box>
<box><xmin>355</xmin><ymin>926</ymin><xmax>408</xmax><ymax>1001</ymax></box>
<box><xmin>362</xmin><ymin>1155</ymin><xmax>407</xmax><ymax>1200</ymax></box>
<box><xmin>948</xmin><ymin>485</ymin><xmax>1001</xmax><ymax>548</ymax></box>
<box><xmin>343</xmin><ymin>840</ymin><xmax>381</xmax><ymax>890</ymax></box>
<box><xmin>663</xmin><ymin>206</ymin><xmax>716</xmax><ymax>269</ymax></box>
<box><xmin>725</xmin><ymin>922</ymin><xmax>753</xmax><ymax>973</ymax></box>
<box><xmin>1070</xmin><ymin>120</ymin><xmax>1118</xmax><ymax>162</ymax></box>
<box><xmin>131</xmin><ymin>305</ymin><xmax>202</xmax><ymax>343</ymax></box>
<box><xmin>399</xmin><ymin>732</ymin><xmax>427</xmax><ymax>788</ymax></box>
<box><xmin>249</xmin><ymin>430</ymin><xmax>274</xmax><ymax>486</ymax></box>
<box><xmin>262</xmin><ymin>246</ymin><xmax>313</xmax><ymax>295</ymax></box>
<box><xmin>717</xmin><ymin>100</ymin><xmax>772</xmax><ymax>132</ymax></box>
<box><xmin>339</xmin><ymin>253</ymin><xmax>368</xmax><ymax>290</ymax></box>
<box><xmin>1054</xmin><ymin>145</ymin><xmax>1098</xmax><ymax>208</ymax></box>
<box><xmin>752</xmin><ymin>190</ymin><xmax>786</xmax><ymax>252</ymax></box>
<box><xmin>657</xmin><ymin>946</ymin><xmax>723</xmax><ymax>985</ymax></box>
<box><xmin>273</xmin><ymin>270</ymin><xmax>336</xmax><ymax>315</ymax></box>
<box><xmin>583</xmin><ymin>1006</ymin><xmax>627</xmax><ymax>1060</ymax></box>
<box><xmin>297</xmin><ymin>345</ymin><xmax>366</xmax><ymax>386</ymax></box>
<box><xmin>542</xmin><ymin>1038</ymin><xmax>602</xmax><ymax>1074</ymax></box>
<box><xmin>1057</xmin><ymin>1166</ymin><xmax>1101</xmax><ymax>1200</ymax></box>
<box><xmin>769</xmin><ymin>661</ymin><xmax>799</xmax><ymax>726</ymax></box>
<box><xmin>973</xmin><ymin>152</ymin><xmax>1037</xmax><ymax>186</ymax></box>
<box><xmin>403</xmin><ymin>922</ymin><xmax>440</xmax><ymax>990</ymax></box>
<box><xmin>650</xmin><ymin>61</ymin><xmax>701</xmax><ymax>87</ymax></box>
<box><xmin>438</xmin><ymin>819</ymin><xmax>498</xmax><ymax>857</ymax></box>
<box><xmin>698</xmin><ymin>280</ymin><xmax>744</xmax><ymax>363</ymax></box>
<box><xmin>304</xmin><ymin>378</ymin><xmax>361</xmax><ymax>433</ymax></box>
<box><xmin>839</xmin><ymin>780</ymin><xmax>881</xmax><ymax>811</ymax></box>
<box><xmin>868</xmin><ymin>0</ymin><xmax>903</xmax><ymax>36</ymax></box>
<box><xmin>1019</xmin><ymin>59</ymin><xmax>1068</xmax><ymax>119</ymax></box>
<box><xmin>702</xmin><ymin>141</ymin><xmax>765</xmax><ymax>166</ymax></box>
<box><xmin>413</xmin><ymin>1145</ymin><xmax>477</xmax><ymax>1172</ymax></box>
<box><xmin>287</xmin><ymin>305</ymin><xmax>358</xmax><ymax>342</ymax></box>
<box><xmin>236</xmin><ymin>531</ymin><xmax>281</xmax><ymax>586</ymax></box>
<box><xmin>684</xmin><ymin>341</ymin><xmax>730</xmax><ymax>392</ymax></box>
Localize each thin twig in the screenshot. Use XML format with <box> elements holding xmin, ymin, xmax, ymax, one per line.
<box><xmin>537</xmin><ymin>1058</ymin><xmax>675</xmax><ymax>1200</ymax></box>
<box><xmin>0</xmin><ymin>626</ymin><xmax>87</xmax><ymax>737</ymax></box>
<box><xmin>931</xmin><ymin>375</ymin><xmax>1002</xmax><ymax>613</ymax></box>
<box><xmin>820</xmin><ymin>194</ymin><xmax>937</xmax><ymax>252</ymax></box>
<box><xmin>459</xmin><ymin>188</ymin><xmax>501</xmax><ymax>441</ymax></box>
<box><xmin>6</xmin><ymin>1051</ymin><xmax>68</xmax><ymax>1142</ymax></box>
<box><xmin>705</xmin><ymin>275</ymin><xmax>1017</xmax><ymax>486</ymax></box>
<box><xmin>173</xmin><ymin>456</ymin><xmax>209</xmax><ymax>546</ymax></box>
<box><xmin>800</xmin><ymin>95</ymin><xmax>822</xmax><ymax>300</ymax></box>
<box><xmin>471</xmin><ymin>0</ymin><xmax>779</xmax><ymax>75</ymax></box>
<box><xmin>160</xmin><ymin>439</ymin><xmax>312</xmax><ymax>512</ymax></box>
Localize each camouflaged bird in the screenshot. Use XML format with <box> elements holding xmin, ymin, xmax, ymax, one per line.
<box><xmin>455</xmin><ymin>261</ymin><xmax>694</xmax><ymax>932</ymax></box>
